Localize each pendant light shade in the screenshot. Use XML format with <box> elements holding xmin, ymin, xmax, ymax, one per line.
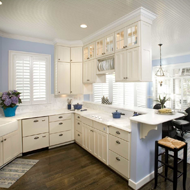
<box><xmin>155</xmin><ymin>44</ymin><xmax>165</xmax><ymax>77</ymax></box>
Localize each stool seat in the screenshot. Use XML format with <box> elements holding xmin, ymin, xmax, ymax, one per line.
<box><xmin>172</xmin><ymin>120</ymin><xmax>189</xmax><ymax>126</ymax></box>
<box><xmin>158</xmin><ymin>137</ymin><xmax>186</xmax><ymax>149</ymax></box>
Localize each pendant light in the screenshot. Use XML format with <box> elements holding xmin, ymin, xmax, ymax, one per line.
<box><xmin>155</xmin><ymin>44</ymin><xmax>165</xmax><ymax>86</ymax></box>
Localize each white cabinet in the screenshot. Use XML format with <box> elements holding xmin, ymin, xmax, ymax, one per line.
<box><xmin>71</xmin><ymin>62</ymin><xmax>83</xmax><ymax>94</ymax></box>
<box><xmin>115</xmin><ymin>47</ymin><xmax>140</xmax><ymax>82</ymax></box>
<box><xmin>71</xmin><ymin>47</ymin><xmax>82</xmax><ymax>62</ymax></box>
<box><xmin>2</xmin><ymin>131</ymin><xmax>20</xmax><ymax>164</ymax></box>
<box><xmin>57</xmin><ymin>62</ymin><xmax>70</xmax><ymax>94</ymax></box>
<box><xmin>83</xmin><ymin>59</ymin><xmax>96</xmax><ymax>83</ymax></box>
<box><xmin>83</xmin><ymin>43</ymin><xmax>95</xmax><ymax>61</ymax></box>
<box><xmin>50</xmin><ymin>131</ymin><xmax>72</xmax><ymax>146</ymax></box>
<box><xmin>56</xmin><ymin>46</ymin><xmax>70</xmax><ymax>62</ymax></box>
<box><xmin>0</xmin><ymin>137</ymin><xmax>3</xmax><ymax>166</ymax></box>
<box><xmin>96</xmin><ymin>38</ymin><xmax>104</xmax><ymax>57</ymax></box>
<box><xmin>94</xmin><ymin>129</ymin><xmax>108</xmax><ymax>164</ymax></box>
<box><xmin>115</xmin><ymin>22</ymin><xmax>140</xmax><ymax>52</ymax></box>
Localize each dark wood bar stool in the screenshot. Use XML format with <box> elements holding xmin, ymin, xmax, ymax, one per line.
<box><xmin>154</xmin><ymin>137</ymin><xmax>187</xmax><ymax>190</ymax></box>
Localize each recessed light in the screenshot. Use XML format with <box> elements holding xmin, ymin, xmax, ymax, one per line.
<box><xmin>80</xmin><ymin>24</ymin><xmax>87</xmax><ymax>28</ymax></box>
<box><xmin>0</xmin><ymin>1</ymin><xmax>2</xmax><ymax>5</ymax></box>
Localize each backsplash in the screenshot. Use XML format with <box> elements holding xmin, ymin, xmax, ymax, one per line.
<box><xmin>0</xmin><ymin>94</ymin><xmax>83</xmax><ymax>116</ymax></box>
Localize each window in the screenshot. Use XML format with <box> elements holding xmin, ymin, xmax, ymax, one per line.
<box><xmin>153</xmin><ymin>63</ymin><xmax>190</xmax><ymax>110</ymax></box>
<box><xmin>9</xmin><ymin>51</ymin><xmax>51</xmax><ymax>105</ymax></box>
<box><xmin>93</xmin><ymin>74</ymin><xmax>147</xmax><ymax>107</ymax></box>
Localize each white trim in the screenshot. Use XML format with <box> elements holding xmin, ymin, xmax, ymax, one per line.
<box><xmin>82</xmin><ymin>7</ymin><xmax>156</xmax><ymax>44</ymax></box>
<box><xmin>0</xmin><ymin>30</ymin><xmax>53</xmax><ymax>45</ymax></box>
<box><xmin>128</xmin><ymin>167</ymin><xmax>163</xmax><ymax>190</ymax></box>
<box><xmin>9</xmin><ymin>50</ymin><xmax>51</xmax><ymax>105</ymax></box>
<box><xmin>54</xmin><ymin>39</ymin><xmax>83</xmax><ymax>46</ymax></box>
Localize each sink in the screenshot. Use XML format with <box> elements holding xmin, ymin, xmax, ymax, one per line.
<box><xmin>0</xmin><ymin>119</ymin><xmax>18</xmax><ymax>137</ymax></box>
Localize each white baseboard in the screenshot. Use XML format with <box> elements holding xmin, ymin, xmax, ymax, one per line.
<box><xmin>128</xmin><ymin>167</ymin><xmax>163</xmax><ymax>190</ymax></box>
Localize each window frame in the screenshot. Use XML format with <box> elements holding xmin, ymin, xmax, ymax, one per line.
<box><xmin>9</xmin><ymin>50</ymin><xmax>51</xmax><ymax>105</ymax></box>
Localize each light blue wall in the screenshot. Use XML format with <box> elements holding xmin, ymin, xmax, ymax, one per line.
<box><xmin>0</xmin><ymin>37</ymin><xmax>54</xmax><ymax>93</ymax></box>
<box><xmin>147</xmin><ymin>54</ymin><xmax>190</xmax><ymax>108</ymax></box>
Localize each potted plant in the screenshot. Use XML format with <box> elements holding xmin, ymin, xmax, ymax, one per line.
<box><xmin>155</xmin><ymin>95</ymin><xmax>170</xmax><ymax>109</ymax></box>
<box><xmin>0</xmin><ymin>90</ymin><xmax>22</xmax><ymax>117</ymax></box>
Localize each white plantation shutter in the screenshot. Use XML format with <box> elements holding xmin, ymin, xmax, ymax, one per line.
<box><xmin>32</xmin><ymin>58</ymin><xmax>47</xmax><ymax>103</ymax></box>
<box><xmin>182</xmin><ymin>78</ymin><xmax>190</xmax><ymax>110</ymax></box>
<box><xmin>136</xmin><ymin>83</ymin><xmax>147</xmax><ymax>107</ymax></box>
<box><xmin>14</xmin><ymin>56</ymin><xmax>31</xmax><ymax>104</ymax></box>
<box><xmin>113</xmin><ymin>75</ymin><xmax>124</xmax><ymax>105</ymax></box>
<box><xmin>10</xmin><ymin>51</ymin><xmax>51</xmax><ymax>105</ymax></box>
<box><xmin>124</xmin><ymin>83</ymin><xmax>134</xmax><ymax>107</ymax></box>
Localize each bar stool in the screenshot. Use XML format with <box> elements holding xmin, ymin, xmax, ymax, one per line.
<box><xmin>154</xmin><ymin>137</ymin><xmax>187</xmax><ymax>190</ymax></box>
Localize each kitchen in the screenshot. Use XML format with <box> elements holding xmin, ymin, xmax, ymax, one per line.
<box><xmin>0</xmin><ymin>1</ymin><xmax>190</xmax><ymax>190</ymax></box>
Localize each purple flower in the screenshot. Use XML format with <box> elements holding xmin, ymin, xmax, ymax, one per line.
<box><xmin>13</xmin><ymin>90</ymin><xmax>17</xmax><ymax>93</ymax></box>
<box><xmin>11</xmin><ymin>96</ymin><xmax>18</xmax><ymax>104</ymax></box>
<box><xmin>4</xmin><ymin>98</ymin><xmax>12</xmax><ymax>106</ymax></box>
<box><xmin>2</xmin><ymin>92</ymin><xmax>7</xmax><ymax>96</ymax></box>
<box><xmin>18</xmin><ymin>94</ymin><xmax>20</xmax><ymax>98</ymax></box>
<box><xmin>2</xmin><ymin>95</ymin><xmax>8</xmax><ymax>100</ymax></box>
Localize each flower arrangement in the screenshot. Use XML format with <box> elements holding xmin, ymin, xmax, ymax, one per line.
<box><xmin>0</xmin><ymin>90</ymin><xmax>22</xmax><ymax>109</ymax></box>
<box><xmin>155</xmin><ymin>95</ymin><xmax>170</xmax><ymax>109</ymax></box>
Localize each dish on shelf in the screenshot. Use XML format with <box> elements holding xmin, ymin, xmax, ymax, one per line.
<box><xmin>97</xmin><ymin>58</ymin><xmax>114</xmax><ymax>72</ymax></box>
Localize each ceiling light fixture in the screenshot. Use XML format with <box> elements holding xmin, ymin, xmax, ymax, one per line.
<box><xmin>155</xmin><ymin>44</ymin><xmax>165</xmax><ymax>86</ymax></box>
<box><xmin>0</xmin><ymin>1</ymin><xmax>2</xmax><ymax>5</ymax></box>
<box><xmin>80</xmin><ymin>24</ymin><xmax>87</xmax><ymax>28</ymax></box>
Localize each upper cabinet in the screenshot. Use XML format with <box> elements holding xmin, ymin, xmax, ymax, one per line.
<box><xmin>83</xmin><ymin>43</ymin><xmax>95</xmax><ymax>61</ymax></box>
<box><xmin>71</xmin><ymin>47</ymin><xmax>82</xmax><ymax>62</ymax></box>
<box><xmin>96</xmin><ymin>38</ymin><xmax>104</xmax><ymax>57</ymax></box>
<box><xmin>115</xmin><ymin>22</ymin><xmax>140</xmax><ymax>52</ymax></box>
<box><xmin>56</xmin><ymin>46</ymin><xmax>70</xmax><ymax>62</ymax></box>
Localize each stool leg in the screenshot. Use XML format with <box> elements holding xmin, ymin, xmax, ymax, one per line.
<box><xmin>165</xmin><ymin>148</ymin><xmax>168</xmax><ymax>181</ymax></box>
<box><xmin>183</xmin><ymin>143</ymin><xmax>187</xmax><ymax>190</ymax></box>
<box><xmin>173</xmin><ymin>148</ymin><xmax>178</xmax><ymax>190</ymax></box>
<box><xmin>154</xmin><ymin>141</ymin><xmax>158</xmax><ymax>189</ymax></box>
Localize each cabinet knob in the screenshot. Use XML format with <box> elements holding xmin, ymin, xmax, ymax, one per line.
<box><xmin>59</xmin><ymin>116</ymin><xmax>63</xmax><ymax>119</ymax></box>
<box><xmin>70</xmin><ymin>91</ymin><xmax>72</xmax><ymax>93</ymax></box>
<box><xmin>87</xmin><ymin>57</ymin><xmax>89</xmax><ymax>59</ymax></box>
<box><xmin>78</xmin><ymin>122</ymin><xmax>80</xmax><ymax>125</ymax></box>
<box><xmin>58</xmin><ymin>59</ymin><xmax>60</xmax><ymax>61</ymax></box>
<box><xmin>71</xmin><ymin>59</ymin><xmax>72</xmax><ymax>61</ymax></box>
<box><xmin>78</xmin><ymin>116</ymin><xmax>80</xmax><ymax>119</ymax></box>
<box><xmin>78</xmin><ymin>134</ymin><xmax>80</xmax><ymax>136</ymax></box>
<box><xmin>87</xmin><ymin>79</ymin><xmax>90</xmax><ymax>81</ymax></box>
<box><xmin>59</xmin><ymin>122</ymin><xmax>63</xmax><ymax>125</ymax></box>
<box><xmin>116</xmin><ymin>157</ymin><xmax>120</xmax><ymax>161</ymax></box>
<box><xmin>58</xmin><ymin>91</ymin><xmax>60</xmax><ymax>93</ymax></box>
<box><xmin>59</xmin><ymin>134</ymin><xmax>63</xmax><ymax>137</ymax></box>
<box><xmin>1</xmin><ymin>140</ymin><xmax>3</xmax><ymax>143</ymax></box>
<box><xmin>125</xmin><ymin>77</ymin><xmax>128</xmax><ymax>79</ymax></box>
<box><xmin>116</xmin><ymin>140</ymin><xmax>120</xmax><ymax>144</ymax></box>
<box><xmin>123</xmin><ymin>45</ymin><xmax>127</xmax><ymax>48</ymax></box>
<box><xmin>34</xmin><ymin>120</ymin><xmax>39</xmax><ymax>122</ymax></box>
<box><xmin>42</xmin><ymin>136</ymin><xmax>46</xmax><ymax>138</ymax></box>
<box><xmin>116</xmin><ymin>131</ymin><xmax>120</xmax><ymax>135</ymax></box>
<box><xmin>34</xmin><ymin>137</ymin><xmax>39</xmax><ymax>140</ymax></box>
<box><xmin>4</xmin><ymin>139</ymin><xmax>6</xmax><ymax>141</ymax></box>
<box><xmin>90</xmin><ymin>130</ymin><xmax>94</xmax><ymax>132</ymax></box>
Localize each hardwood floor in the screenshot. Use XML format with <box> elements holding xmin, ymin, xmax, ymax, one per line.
<box><xmin>0</xmin><ymin>143</ymin><xmax>189</xmax><ymax>190</ymax></box>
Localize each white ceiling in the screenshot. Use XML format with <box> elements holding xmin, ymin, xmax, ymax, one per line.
<box><xmin>0</xmin><ymin>0</ymin><xmax>190</xmax><ymax>59</ymax></box>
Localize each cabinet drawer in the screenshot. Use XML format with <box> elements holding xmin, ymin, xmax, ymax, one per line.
<box><xmin>109</xmin><ymin>150</ymin><xmax>129</xmax><ymax>178</ymax></box>
<box><xmin>82</xmin><ymin>117</ymin><xmax>92</xmax><ymax>127</ymax></box>
<box><xmin>109</xmin><ymin>135</ymin><xmax>129</xmax><ymax>160</ymax></box>
<box><xmin>93</xmin><ymin>121</ymin><xmax>108</xmax><ymax>133</ymax></box>
<box><xmin>75</xmin><ymin>131</ymin><xmax>82</xmax><ymax>145</ymax></box>
<box><xmin>49</xmin><ymin>119</ymin><xmax>71</xmax><ymax>134</ymax></box>
<box><xmin>50</xmin><ymin>131</ymin><xmax>72</xmax><ymax>146</ymax></box>
<box><xmin>23</xmin><ymin>133</ymin><xmax>49</xmax><ymax>153</ymax></box>
<box><xmin>49</xmin><ymin>114</ymin><xmax>71</xmax><ymax>122</ymax></box>
<box><xmin>75</xmin><ymin>120</ymin><xmax>82</xmax><ymax>133</ymax></box>
<box><xmin>22</xmin><ymin>117</ymin><xmax>48</xmax><ymax>137</ymax></box>
<box><xmin>109</xmin><ymin>127</ymin><xmax>130</xmax><ymax>141</ymax></box>
<box><xmin>75</xmin><ymin>114</ymin><xmax>82</xmax><ymax>121</ymax></box>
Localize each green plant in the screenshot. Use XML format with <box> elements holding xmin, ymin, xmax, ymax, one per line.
<box><xmin>155</xmin><ymin>95</ymin><xmax>170</xmax><ymax>109</ymax></box>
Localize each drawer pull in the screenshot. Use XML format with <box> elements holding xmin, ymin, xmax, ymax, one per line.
<box><xmin>59</xmin><ymin>116</ymin><xmax>63</xmax><ymax>119</ymax></box>
<box><xmin>116</xmin><ymin>157</ymin><xmax>120</xmax><ymax>161</ymax></box>
<box><xmin>116</xmin><ymin>140</ymin><xmax>120</xmax><ymax>144</ymax></box>
<box><xmin>4</xmin><ymin>139</ymin><xmax>6</xmax><ymax>141</ymax></box>
<box><xmin>42</xmin><ymin>136</ymin><xmax>46</xmax><ymax>138</ymax></box>
<box><xmin>77</xmin><ymin>116</ymin><xmax>80</xmax><ymax>119</ymax></box>
<box><xmin>59</xmin><ymin>134</ymin><xmax>63</xmax><ymax>136</ymax></box>
<box><xmin>90</xmin><ymin>130</ymin><xmax>94</xmax><ymax>132</ymax></box>
<box><xmin>1</xmin><ymin>140</ymin><xmax>3</xmax><ymax>143</ymax></box>
<box><xmin>78</xmin><ymin>134</ymin><xmax>80</xmax><ymax>136</ymax></box>
<box><xmin>34</xmin><ymin>120</ymin><xmax>39</xmax><ymax>122</ymax></box>
<box><xmin>116</xmin><ymin>131</ymin><xmax>120</xmax><ymax>135</ymax></box>
<box><xmin>59</xmin><ymin>122</ymin><xmax>63</xmax><ymax>125</ymax></box>
<box><xmin>42</xmin><ymin>120</ymin><xmax>46</xmax><ymax>122</ymax></box>
<box><xmin>34</xmin><ymin>137</ymin><xmax>39</xmax><ymax>140</ymax></box>
<box><xmin>78</xmin><ymin>122</ymin><xmax>80</xmax><ymax>125</ymax></box>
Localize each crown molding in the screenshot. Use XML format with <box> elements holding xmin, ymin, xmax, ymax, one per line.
<box><xmin>54</xmin><ymin>39</ymin><xmax>83</xmax><ymax>47</ymax></box>
<box><xmin>82</xmin><ymin>7</ymin><xmax>157</xmax><ymax>44</ymax></box>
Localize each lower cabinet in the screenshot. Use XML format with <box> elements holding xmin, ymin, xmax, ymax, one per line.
<box><xmin>23</xmin><ymin>133</ymin><xmax>49</xmax><ymax>153</ymax></box>
<box><xmin>75</xmin><ymin>131</ymin><xmax>82</xmax><ymax>146</ymax></box>
<box><xmin>50</xmin><ymin>131</ymin><xmax>72</xmax><ymax>146</ymax></box>
<box><xmin>0</xmin><ymin>130</ymin><xmax>20</xmax><ymax>166</ymax></box>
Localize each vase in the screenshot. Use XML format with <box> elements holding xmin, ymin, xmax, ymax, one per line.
<box><xmin>161</xmin><ymin>104</ymin><xmax>165</xmax><ymax>109</ymax></box>
<box><xmin>67</xmin><ymin>104</ymin><xmax>71</xmax><ymax>110</ymax></box>
<box><xmin>3</xmin><ymin>106</ymin><xmax>18</xmax><ymax>117</ymax></box>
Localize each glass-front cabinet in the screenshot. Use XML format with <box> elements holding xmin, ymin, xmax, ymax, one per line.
<box><xmin>96</xmin><ymin>38</ymin><xmax>104</xmax><ymax>57</ymax></box>
<box><xmin>105</xmin><ymin>34</ymin><xmax>114</xmax><ymax>55</ymax></box>
<box><xmin>83</xmin><ymin>43</ymin><xmax>95</xmax><ymax>61</ymax></box>
<box><xmin>115</xmin><ymin>22</ymin><xmax>140</xmax><ymax>52</ymax></box>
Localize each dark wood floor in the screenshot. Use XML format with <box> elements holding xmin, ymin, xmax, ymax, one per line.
<box><xmin>0</xmin><ymin>143</ymin><xmax>189</xmax><ymax>190</ymax></box>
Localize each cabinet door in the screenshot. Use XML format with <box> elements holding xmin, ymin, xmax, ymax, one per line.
<box><xmin>3</xmin><ymin>131</ymin><xmax>19</xmax><ymax>164</ymax></box>
<box><xmin>83</xmin><ymin>60</ymin><xmax>96</xmax><ymax>84</ymax></box>
<box><xmin>89</xmin><ymin>43</ymin><xmax>95</xmax><ymax>59</ymax></box>
<box><xmin>82</xmin><ymin>124</ymin><xmax>89</xmax><ymax>150</ymax></box>
<box><xmin>83</xmin><ymin>61</ymin><xmax>88</xmax><ymax>83</ymax></box>
<box><xmin>83</xmin><ymin>46</ymin><xmax>89</xmax><ymax>61</ymax></box>
<box><xmin>71</xmin><ymin>47</ymin><xmax>82</xmax><ymax>62</ymax></box>
<box><xmin>57</xmin><ymin>62</ymin><xmax>70</xmax><ymax>94</ymax></box>
<box><xmin>105</xmin><ymin>34</ymin><xmax>114</xmax><ymax>55</ymax></box>
<box><xmin>94</xmin><ymin>129</ymin><xmax>108</xmax><ymax>164</ymax></box>
<box><xmin>96</xmin><ymin>38</ymin><xmax>104</xmax><ymax>57</ymax></box>
<box><xmin>115</xmin><ymin>28</ymin><xmax>126</xmax><ymax>52</ymax></box>
<box><xmin>88</xmin><ymin>128</ymin><xmax>94</xmax><ymax>155</ymax></box>
<box><xmin>0</xmin><ymin>137</ymin><xmax>3</xmax><ymax>166</ymax></box>
<box><xmin>57</xmin><ymin>46</ymin><xmax>70</xmax><ymax>62</ymax></box>
<box><xmin>71</xmin><ymin>62</ymin><xmax>83</xmax><ymax>94</ymax></box>
<box><xmin>115</xmin><ymin>51</ymin><xmax>126</xmax><ymax>81</ymax></box>
<box><xmin>126</xmin><ymin>47</ymin><xmax>140</xmax><ymax>81</ymax></box>
<box><xmin>126</xmin><ymin>22</ymin><xmax>140</xmax><ymax>49</ymax></box>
